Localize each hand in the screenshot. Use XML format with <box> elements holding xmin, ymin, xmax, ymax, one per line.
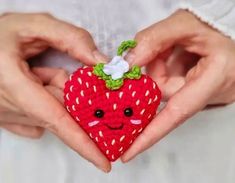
<box><xmin>0</xmin><ymin>13</ymin><xmax>110</xmax><ymax>172</ymax></box>
<box><xmin>122</xmin><ymin>10</ymin><xmax>235</xmax><ymax>162</ymax></box>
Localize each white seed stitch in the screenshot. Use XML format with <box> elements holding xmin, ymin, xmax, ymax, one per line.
<box><xmin>120</xmin><ymin>135</ymin><xmax>125</xmax><ymax>142</ymax></box>
<box><xmin>69</xmin><ymin>85</ymin><xmax>74</xmax><ymax>92</ymax></box>
<box><xmin>69</xmin><ymin>74</ymin><xmax>73</xmax><ymax>81</ymax></box>
<box><xmin>99</xmin><ymin>131</ymin><xmax>103</xmax><ymax>137</ymax></box>
<box><xmin>119</xmin><ymin>147</ymin><xmax>123</xmax><ymax>152</ymax></box>
<box><xmin>111</xmin><ymin>139</ymin><xmax>116</xmax><ymax>145</ymax></box>
<box><xmin>72</xmin><ymin>105</ymin><xmax>76</xmax><ymax>111</ymax></box>
<box><xmin>148</xmin><ymin>114</ymin><xmax>152</xmax><ymax>119</ymax></box>
<box><xmin>76</xmin><ymin>97</ymin><xmax>79</xmax><ymax>104</ymax></box>
<box><xmin>148</xmin><ymin>98</ymin><xmax>152</xmax><ymax>105</ymax></box>
<box><xmin>129</xmin><ymin>140</ymin><xmax>133</xmax><ymax>144</ymax></box>
<box><xmin>140</xmin><ymin>109</ymin><xmax>145</xmax><ymax>115</ymax></box>
<box><xmin>80</xmin><ymin>90</ymin><xmax>84</xmax><ymax>97</ymax></box>
<box><xmin>87</xmin><ymin>72</ymin><xmax>92</xmax><ymax>77</ymax></box>
<box><xmin>113</xmin><ymin>103</ymin><xmax>117</xmax><ymax>110</ymax></box>
<box><xmin>80</xmin><ymin>70</ymin><xmax>83</xmax><ymax>74</ymax></box>
<box><xmin>144</xmin><ymin>78</ymin><xmax>147</xmax><ymax>83</ymax></box>
<box><xmin>119</xmin><ymin>92</ymin><xmax>123</xmax><ymax>99</ymax></box>
<box><xmin>78</xmin><ymin>77</ymin><xmax>82</xmax><ymax>84</ymax></box>
<box><xmin>132</xmin><ymin>91</ymin><xmax>136</xmax><ymax>97</ymax></box>
<box><xmin>88</xmin><ymin>99</ymin><xmax>92</xmax><ymax>105</ymax></box>
<box><xmin>136</xmin><ymin>99</ymin><xmax>140</xmax><ymax>106</ymax></box>
<box><xmin>112</xmin><ymin>155</ymin><xmax>115</xmax><ymax>160</ymax></box>
<box><xmin>154</xmin><ymin>95</ymin><xmax>158</xmax><ymax>102</ymax></box>
<box><xmin>138</xmin><ymin>128</ymin><xmax>143</xmax><ymax>133</ymax></box>
<box><xmin>93</xmin><ymin>85</ymin><xmax>97</xmax><ymax>92</ymax></box>
<box><xmin>83</xmin><ymin>66</ymin><xmax>88</xmax><ymax>69</ymax></box>
<box><xmin>66</xmin><ymin>106</ymin><xmax>70</xmax><ymax>112</ymax></box>
<box><xmin>106</xmin><ymin>92</ymin><xmax>110</xmax><ymax>99</ymax></box>
<box><xmin>132</xmin><ymin>129</ymin><xmax>136</xmax><ymax>135</ymax></box>
<box><xmin>128</xmin><ymin>84</ymin><xmax>132</xmax><ymax>90</ymax></box>
<box><xmin>145</xmin><ymin>90</ymin><xmax>150</xmax><ymax>97</ymax></box>
<box><xmin>106</xmin><ymin>150</ymin><xmax>109</xmax><ymax>155</ymax></box>
<box><xmin>89</xmin><ymin>133</ymin><xmax>93</xmax><ymax>138</ymax></box>
<box><xmin>104</xmin><ymin>142</ymin><xmax>108</xmax><ymax>147</ymax></box>
<box><xmin>75</xmin><ymin>116</ymin><xmax>80</xmax><ymax>121</ymax></box>
<box><xmin>95</xmin><ymin>137</ymin><xmax>99</xmax><ymax>142</ymax></box>
<box><xmin>153</xmin><ymin>82</ymin><xmax>156</xmax><ymax>89</ymax></box>
<box><xmin>66</xmin><ymin>93</ymin><xmax>70</xmax><ymax>100</ymax></box>
<box><xmin>86</xmin><ymin>82</ymin><xmax>89</xmax><ymax>88</ymax></box>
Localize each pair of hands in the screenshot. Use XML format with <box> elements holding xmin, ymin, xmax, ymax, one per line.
<box><xmin>1</xmin><ymin>10</ymin><xmax>235</xmax><ymax>172</ymax></box>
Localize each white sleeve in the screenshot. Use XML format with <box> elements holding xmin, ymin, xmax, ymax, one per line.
<box><xmin>179</xmin><ymin>0</ymin><xmax>235</xmax><ymax>39</ymax></box>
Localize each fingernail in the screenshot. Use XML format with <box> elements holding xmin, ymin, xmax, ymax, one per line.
<box><xmin>93</xmin><ymin>50</ymin><xmax>108</xmax><ymax>63</ymax></box>
<box><xmin>125</xmin><ymin>52</ymin><xmax>136</xmax><ymax>66</ymax></box>
<box><xmin>94</xmin><ymin>164</ymin><xmax>110</xmax><ymax>173</ymax></box>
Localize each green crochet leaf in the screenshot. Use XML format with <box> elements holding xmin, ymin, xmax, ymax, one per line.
<box><xmin>93</xmin><ymin>40</ymin><xmax>141</xmax><ymax>90</ymax></box>
<box><xmin>117</xmin><ymin>40</ymin><xmax>137</xmax><ymax>56</ymax></box>
<box><xmin>93</xmin><ymin>63</ymin><xmax>141</xmax><ymax>90</ymax></box>
<box><xmin>124</xmin><ymin>66</ymin><xmax>141</xmax><ymax>79</ymax></box>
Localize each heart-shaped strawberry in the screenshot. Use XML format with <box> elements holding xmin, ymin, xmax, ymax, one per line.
<box><xmin>64</xmin><ymin>40</ymin><xmax>161</xmax><ymax>161</ymax></box>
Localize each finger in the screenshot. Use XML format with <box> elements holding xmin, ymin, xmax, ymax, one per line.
<box><xmin>147</xmin><ymin>59</ymin><xmax>185</xmax><ymax>100</ymax></box>
<box><xmin>0</xmin><ymin>123</ymin><xmax>44</xmax><ymax>139</ymax></box>
<box><xmin>4</xmin><ymin>58</ymin><xmax>111</xmax><ymax>172</ymax></box>
<box><xmin>45</xmin><ymin>85</ymin><xmax>64</xmax><ymax>103</ymax></box>
<box><xmin>0</xmin><ymin>111</ymin><xmax>42</xmax><ymax>126</ymax></box>
<box><xmin>122</xmin><ymin>56</ymin><xmax>224</xmax><ymax>162</ymax></box>
<box><xmin>18</xmin><ymin>13</ymin><xmax>107</xmax><ymax>65</ymax></box>
<box><xmin>32</xmin><ymin>67</ymin><xmax>69</xmax><ymax>88</ymax></box>
<box><xmin>125</xmin><ymin>10</ymin><xmax>200</xmax><ymax>66</ymax></box>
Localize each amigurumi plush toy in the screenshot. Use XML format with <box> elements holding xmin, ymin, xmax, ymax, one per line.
<box><xmin>64</xmin><ymin>40</ymin><xmax>161</xmax><ymax>161</ymax></box>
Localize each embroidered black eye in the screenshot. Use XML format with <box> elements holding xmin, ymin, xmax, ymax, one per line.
<box><xmin>124</xmin><ymin>108</ymin><xmax>133</xmax><ymax>117</ymax></box>
<box><xmin>94</xmin><ymin>109</ymin><xmax>104</xmax><ymax>118</ymax></box>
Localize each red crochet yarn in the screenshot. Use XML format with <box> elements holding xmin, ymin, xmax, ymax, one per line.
<box><xmin>64</xmin><ymin>66</ymin><xmax>161</xmax><ymax>161</ymax></box>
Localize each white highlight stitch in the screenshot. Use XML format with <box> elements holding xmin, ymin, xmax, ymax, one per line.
<box><xmin>93</xmin><ymin>86</ymin><xmax>97</xmax><ymax>92</ymax></box>
<box><xmin>86</xmin><ymin>82</ymin><xmax>89</xmax><ymax>88</ymax></box>
<box><xmin>120</xmin><ymin>135</ymin><xmax>125</xmax><ymax>142</ymax></box>
<box><xmin>145</xmin><ymin>90</ymin><xmax>150</xmax><ymax>97</ymax></box>
<box><xmin>136</xmin><ymin>99</ymin><xmax>140</xmax><ymax>106</ymax></box>
<box><xmin>154</xmin><ymin>95</ymin><xmax>158</xmax><ymax>102</ymax></box>
<box><xmin>148</xmin><ymin>98</ymin><xmax>152</xmax><ymax>105</ymax></box>
<box><xmin>140</xmin><ymin>109</ymin><xmax>145</xmax><ymax>115</ymax></box>
<box><xmin>66</xmin><ymin>93</ymin><xmax>70</xmax><ymax>100</ymax></box>
<box><xmin>119</xmin><ymin>92</ymin><xmax>123</xmax><ymax>99</ymax></box>
<box><xmin>87</xmin><ymin>72</ymin><xmax>92</xmax><ymax>76</ymax></box>
<box><xmin>132</xmin><ymin>91</ymin><xmax>136</xmax><ymax>97</ymax></box>
<box><xmin>106</xmin><ymin>92</ymin><xmax>110</xmax><ymax>99</ymax></box>
<box><xmin>88</xmin><ymin>99</ymin><xmax>92</xmax><ymax>105</ymax></box>
<box><xmin>78</xmin><ymin>77</ymin><xmax>82</xmax><ymax>84</ymax></box>
<box><xmin>138</xmin><ymin>128</ymin><xmax>143</xmax><ymax>133</ymax></box>
<box><xmin>99</xmin><ymin>131</ymin><xmax>103</xmax><ymax>137</ymax></box>
<box><xmin>80</xmin><ymin>90</ymin><xmax>84</xmax><ymax>97</ymax></box>
<box><xmin>69</xmin><ymin>85</ymin><xmax>74</xmax><ymax>92</ymax></box>
<box><xmin>113</xmin><ymin>103</ymin><xmax>117</xmax><ymax>110</ymax></box>
<box><xmin>76</xmin><ymin>97</ymin><xmax>79</xmax><ymax>104</ymax></box>
<box><xmin>72</xmin><ymin>105</ymin><xmax>76</xmax><ymax>111</ymax></box>
<box><xmin>111</xmin><ymin>139</ymin><xmax>115</xmax><ymax>145</ymax></box>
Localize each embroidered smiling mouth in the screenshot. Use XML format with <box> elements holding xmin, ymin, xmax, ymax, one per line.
<box><xmin>105</xmin><ymin>123</ymin><xmax>124</xmax><ymax>130</ymax></box>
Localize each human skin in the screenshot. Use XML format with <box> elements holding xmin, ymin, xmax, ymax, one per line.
<box><xmin>0</xmin><ymin>13</ymin><xmax>111</xmax><ymax>172</ymax></box>
<box><xmin>122</xmin><ymin>10</ymin><xmax>235</xmax><ymax>162</ymax></box>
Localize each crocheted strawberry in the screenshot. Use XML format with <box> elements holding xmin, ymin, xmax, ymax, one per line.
<box><xmin>64</xmin><ymin>40</ymin><xmax>161</xmax><ymax>161</ymax></box>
